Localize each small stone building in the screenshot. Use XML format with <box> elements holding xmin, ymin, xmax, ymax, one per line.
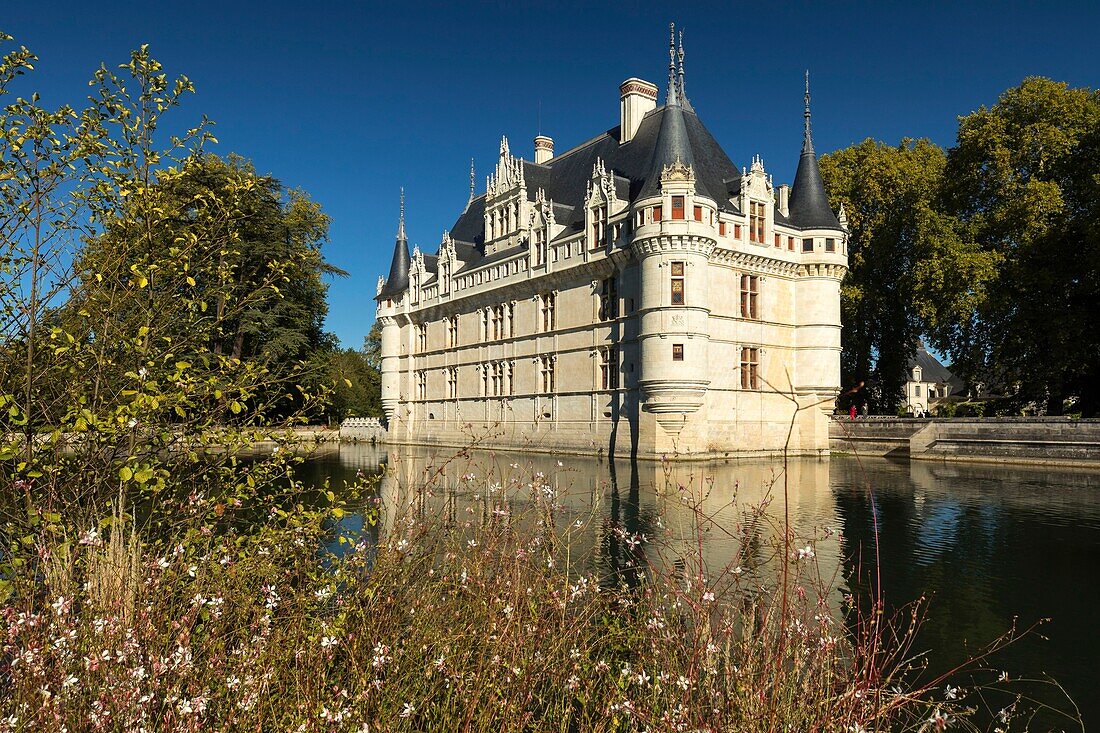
<box><xmin>374</xmin><ymin>27</ymin><xmax>848</xmax><ymax>458</ymax></box>
<box><xmin>905</xmin><ymin>343</ymin><xmax>965</xmax><ymax>415</ymax></box>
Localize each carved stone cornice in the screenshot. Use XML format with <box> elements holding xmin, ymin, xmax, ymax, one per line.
<box><xmin>631</xmin><ymin>233</ymin><xmax>716</xmax><ymax>258</ymax></box>
<box><xmin>710</xmin><ymin>248</ymin><xmax>802</xmax><ymax>277</ymax></box>
<box><xmin>798</xmin><ymin>263</ymin><xmax>848</xmax><ymax>279</ymax></box>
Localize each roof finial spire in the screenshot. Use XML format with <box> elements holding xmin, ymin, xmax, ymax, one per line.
<box><xmin>666</xmin><ymin>23</ymin><xmax>679</xmax><ymax>106</ymax></box>
<box><xmin>397</xmin><ymin>187</ymin><xmax>407</xmax><ymax>241</ymax></box>
<box><xmin>677</xmin><ymin>30</ymin><xmax>686</xmax><ymax>99</ymax></box>
<box><xmin>468</xmin><ymin>158</ymin><xmax>475</xmax><ymax>204</ymax></box>
<box><xmin>803</xmin><ymin>70</ymin><xmax>814</xmax><ymax>154</ymax></box>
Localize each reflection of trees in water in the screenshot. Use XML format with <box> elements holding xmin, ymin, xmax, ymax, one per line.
<box><xmin>831</xmin><ymin>460</ymin><xmax>1096</xmax><ymax>729</ymax></box>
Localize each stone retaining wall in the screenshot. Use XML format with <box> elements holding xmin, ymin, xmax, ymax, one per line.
<box><xmin>830</xmin><ymin>417</ymin><xmax>1100</xmax><ymax>467</ymax></box>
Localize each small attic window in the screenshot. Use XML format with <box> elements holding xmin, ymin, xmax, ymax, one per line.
<box><xmin>672</xmin><ymin>196</ymin><xmax>685</xmax><ymax>220</ymax></box>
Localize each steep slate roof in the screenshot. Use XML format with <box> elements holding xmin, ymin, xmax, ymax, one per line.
<box><xmin>377</xmin><ymin>193</ymin><xmax>411</xmax><ymax>300</ymax></box>
<box><xmin>443</xmin><ymin>103</ymin><xmax>744</xmax><ymax>274</ymax></box>
<box><xmin>787</xmin><ymin>76</ymin><xmax>841</xmax><ymax>230</ymax></box>
<box><xmin>909</xmin><ymin>343</ymin><xmax>966</xmax><ymax>393</ymax></box>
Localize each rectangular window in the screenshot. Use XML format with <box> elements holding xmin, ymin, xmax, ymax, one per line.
<box><xmin>740</xmin><ymin>274</ymin><xmax>759</xmax><ymax>320</ymax></box>
<box><xmin>670</xmin><ymin>261</ymin><xmax>685</xmax><ymax>305</ymax></box>
<box><xmin>788</xmin><ymin>236</ymin><xmax>795</xmax><ymax>251</ymax></box>
<box><xmin>672</xmin><ymin>344</ymin><xmax>684</xmax><ymax>361</ymax></box>
<box><xmin>599</xmin><ymin>276</ymin><xmax>619</xmax><ymax>321</ymax></box>
<box><xmin>671</xmin><ymin>196</ymin><xmax>685</xmax><ymax>220</ymax></box>
<box><xmin>540</xmin><ymin>356</ymin><xmax>555</xmax><ymax>393</ymax></box>
<box><xmin>447</xmin><ymin>316</ymin><xmax>459</xmax><ymax>347</ymax></box>
<box><xmin>416</xmin><ymin>324</ymin><xmax>427</xmax><ymax>352</ymax></box>
<box><xmin>653</xmin><ymin>205</ymin><xmax>662</xmax><ymax>222</ymax></box>
<box><xmin>507</xmin><ymin>361</ymin><xmax>515</xmax><ymax>396</ymax></box>
<box><xmin>693</xmin><ymin>205</ymin><xmax>703</xmax><ymax>222</ymax></box>
<box><xmin>915</xmin><ymin>385</ymin><xmax>922</xmax><ymax>397</ymax></box>
<box><xmin>447</xmin><ymin>367</ymin><xmax>458</xmax><ymax>399</ymax></box>
<box><xmin>750</xmin><ymin>201</ymin><xmax>766</xmax><ymax>244</ymax></box>
<box><xmin>719</xmin><ymin>221</ymin><xmax>727</xmax><ymax>236</ymax></box>
<box><xmin>802</xmin><ymin>238</ymin><xmax>814</xmax><ymax>253</ymax></box>
<box><xmin>491</xmin><ymin>362</ymin><xmax>502</xmax><ymax>396</ymax></box>
<box><xmin>416</xmin><ymin>370</ymin><xmax>426</xmax><ymax>401</ymax></box>
<box><xmin>740</xmin><ymin>347</ymin><xmax>759</xmax><ymax>390</ymax></box>
<box><xmin>481</xmin><ymin>365</ymin><xmax>488</xmax><ymax>397</ymax></box>
<box><xmin>774</xmin><ymin>232</ymin><xmax>781</xmax><ymax>248</ymax></box>
<box><xmin>825</xmin><ymin>237</ymin><xmax>835</xmax><ymax>252</ymax></box>
<box><xmin>539</xmin><ymin>292</ymin><xmax>556</xmax><ymax>332</ymax></box>
<box><xmin>600</xmin><ymin>346</ymin><xmax>619</xmax><ymax>390</ymax></box>
<box><xmin>734</xmin><ymin>224</ymin><xmax>742</xmax><ymax>239</ymax></box>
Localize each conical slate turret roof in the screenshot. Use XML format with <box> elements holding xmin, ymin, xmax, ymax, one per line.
<box><xmin>788</xmin><ymin>73</ymin><xmax>841</xmax><ymax>230</ymax></box>
<box><xmin>376</xmin><ymin>189</ymin><xmax>411</xmax><ymax>301</ymax></box>
<box><xmin>637</xmin><ymin>25</ymin><xmax>715</xmax><ymax>202</ymax></box>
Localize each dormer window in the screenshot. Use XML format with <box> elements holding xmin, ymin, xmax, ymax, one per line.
<box><xmin>672</xmin><ymin>196</ymin><xmax>685</xmax><ymax>220</ymax></box>
<box><xmin>750</xmin><ymin>202</ymin><xmax>766</xmax><ymax>244</ymax></box>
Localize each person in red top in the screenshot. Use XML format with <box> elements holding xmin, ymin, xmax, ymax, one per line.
<box><xmin>849</xmin><ymin>404</ymin><xmax>857</xmax><ymax>420</ymax></box>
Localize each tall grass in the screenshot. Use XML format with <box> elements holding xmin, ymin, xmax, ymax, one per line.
<box><xmin>0</xmin><ymin>444</ymin><xmax>1052</xmax><ymax>732</ymax></box>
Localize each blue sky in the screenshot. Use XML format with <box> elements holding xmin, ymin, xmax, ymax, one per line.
<box><xmin>6</xmin><ymin>1</ymin><xmax>1099</xmax><ymax>348</ymax></box>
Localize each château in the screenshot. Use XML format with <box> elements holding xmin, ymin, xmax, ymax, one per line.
<box><xmin>374</xmin><ymin>26</ymin><xmax>848</xmax><ymax>458</ymax></box>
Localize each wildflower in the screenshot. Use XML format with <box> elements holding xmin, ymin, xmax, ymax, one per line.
<box><xmin>702</xmin><ymin>591</ymin><xmax>715</xmax><ymax>602</ymax></box>
<box><xmin>400</xmin><ymin>703</ymin><xmax>415</xmax><ymax>718</ymax></box>
<box><xmin>595</xmin><ymin>660</ymin><xmax>610</xmax><ymax>673</ymax></box>
<box><xmin>509</xmin><ymin>463</ymin><xmax>519</xmax><ymax>469</ymax></box>
<box><xmin>502</xmin><ymin>604</ymin><xmax>514</xmax><ymax>616</ymax></box>
<box><xmin>796</xmin><ymin>545</ymin><xmax>815</xmax><ymax>560</ymax></box>
<box><xmin>636</xmin><ymin>670</ymin><xmax>651</xmax><ymax>687</ymax></box>
<box><xmin>78</xmin><ymin>528</ymin><xmax>102</xmax><ymax>546</ymax></box>
<box><xmin>467</xmin><ymin>539</ymin><xmax>478</xmax><ymax>548</ymax></box>
<box><xmin>566</xmin><ymin>674</ymin><xmax>580</xmax><ymax>691</ymax></box>
<box><xmin>929</xmin><ymin>710</ymin><xmax>951</xmax><ymax>730</ymax></box>
<box><xmin>61</xmin><ymin>674</ymin><xmax>78</xmax><ymax>689</ymax></box>
<box><xmin>732</xmin><ymin>566</ymin><xmax>743</xmax><ymax>575</ymax></box>
<box><xmin>320</xmin><ymin>636</ymin><xmax>338</xmax><ymax>649</ymax></box>
<box><xmin>127</xmin><ymin>418</ymin><xmax>138</xmax><ymax>428</ymax></box>
<box><xmin>944</xmin><ymin>684</ymin><xmax>959</xmax><ymax>700</ymax></box>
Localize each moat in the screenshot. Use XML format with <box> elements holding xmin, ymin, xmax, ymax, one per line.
<box><xmin>299</xmin><ymin>444</ymin><xmax>1100</xmax><ymax>729</ymax></box>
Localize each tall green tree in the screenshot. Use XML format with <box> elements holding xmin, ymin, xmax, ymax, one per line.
<box><xmin>324</xmin><ymin>347</ymin><xmax>381</xmax><ymax>421</ymax></box>
<box><xmin>820</xmin><ymin>139</ymin><xmax>996</xmax><ymax>412</ymax></box>
<box><xmin>943</xmin><ymin>77</ymin><xmax>1100</xmax><ymax>415</ymax></box>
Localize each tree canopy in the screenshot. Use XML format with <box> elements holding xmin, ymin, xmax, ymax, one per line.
<box><xmin>821</xmin><ymin>77</ymin><xmax>1100</xmax><ymax>416</ymax></box>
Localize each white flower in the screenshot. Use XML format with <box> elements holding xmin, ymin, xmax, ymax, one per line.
<box><xmin>944</xmin><ymin>684</ymin><xmax>959</xmax><ymax>700</ymax></box>
<box><xmin>702</xmin><ymin>591</ymin><xmax>715</xmax><ymax>602</ymax></box>
<box><xmin>929</xmin><ymin>709</ymin><xmax>951</xmax><ymax>729</ymax></box>
<box><xmin>78</xmin><ymin>528</ymin><xmax>102</xmax><ymax>546</ymax></box>
<box><xmin>320</xmin><ymin>635</ymin><xmax>338</xmax><ymax>649</ymax></box>
<box><xmin>399</xmin><ymin>703</ymin><xmax>415</xmax><ymax>719</ymax></box>
<box><xmin>61</xmin><ymin>674</ymin><xmax>78</xmax><ymax>689</ymax></box>
<box><xmin>796</xmin><ymin>545</ymin><xmax>815</xmax><ymax>560</ymax></box>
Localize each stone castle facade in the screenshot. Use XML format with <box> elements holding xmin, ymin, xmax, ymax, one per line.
<box><xmin>375</xmin><ymin>28</ymin><xmax>848</xmax><ymax>459</ymax></box>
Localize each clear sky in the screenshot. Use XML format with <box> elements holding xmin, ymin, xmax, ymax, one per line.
<box><xmin>6</xmin><ymin>1</ymin><xmax>1099</xmax><ymax>348</ymax></box>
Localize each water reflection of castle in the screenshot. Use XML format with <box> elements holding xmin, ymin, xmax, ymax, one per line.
<box><xmin>342</xmin><ymin>444</ymin><xmax>842</xmax><ymax>596</ymax></box>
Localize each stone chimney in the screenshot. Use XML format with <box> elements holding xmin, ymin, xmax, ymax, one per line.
<box><xmin>777</xmin><ymin>184</ymin><xmax>790</xmax><ymax>217</ymax></box>
<box><xmin>619</xmin><ymin>78</ymin><xmax>658</xmax><ymax>144</ymax></box>
<box><xmin>534</xmin><ymin>135</ymin><xmax>554</xmax><ymax>164</ymax></box>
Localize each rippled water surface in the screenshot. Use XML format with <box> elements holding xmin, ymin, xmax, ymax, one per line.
<box><xmin>298</xmin><ymin>444</ymin><xmax>1100</xmax><ymax>729</ymax></box>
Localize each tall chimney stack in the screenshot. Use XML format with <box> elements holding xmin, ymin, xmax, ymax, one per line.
<box><xmin>619</xmin><ymin>78</ymin><xmax>658</xmax><ymax>144</ymax></box>
<box><xmin>777</xmin><ymin>184</ymin><xmax>790</xmax><ymax>217</ymax></box>
<box><xmin>534</xmin><ymin>135</ymin><xmax>554</xmax><ymax>164</ymax></box>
